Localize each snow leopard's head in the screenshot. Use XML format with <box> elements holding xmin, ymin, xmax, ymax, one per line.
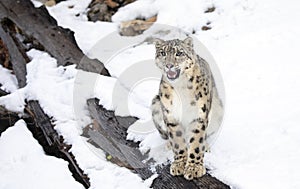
<box><xmin>154</xmin><ymin>37</ymin><xmax>195</xmax><ymax>82</ymax></box>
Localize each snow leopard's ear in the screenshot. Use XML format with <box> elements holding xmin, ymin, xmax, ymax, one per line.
<box><xmin>153</xmin><ymin>38</ymin><xmax>165</xmax><ymax>47</ymax></box>
<box><xmin>183</xmin><ymin>36</ymin><xmax>193</xmax><ymax>48</ymax></box>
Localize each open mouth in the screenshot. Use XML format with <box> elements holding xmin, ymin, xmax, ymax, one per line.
<box><xmin>166</xmin><ymin>69</ymin><xmax>180</xmax><ymax>80</ymax></box>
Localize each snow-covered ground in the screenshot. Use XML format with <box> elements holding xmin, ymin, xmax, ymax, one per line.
<box><xmin>1</xmin><ymin>0</ymin><xmax>300</xmax><ymax>188</ymax></box>
<box><xmin>0</xmin><ymin>120</ymin><xmax>84</xmax><ymax>189</ymax></box>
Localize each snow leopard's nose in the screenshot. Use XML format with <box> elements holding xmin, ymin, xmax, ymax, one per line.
<box><xmin>166</xmin><ymin>64</ymin><xmax>174</xmax><ymax>69</ymax></box>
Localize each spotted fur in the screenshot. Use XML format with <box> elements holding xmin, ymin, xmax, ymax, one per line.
<box><xmin>151</xmin><ymin>37</ymin><xmax>213</xmax><ymax>180</ymax></box>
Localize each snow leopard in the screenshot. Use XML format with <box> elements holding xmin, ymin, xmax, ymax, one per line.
<box><xmin>151</xmin><ymin>37</ymin><xmax>214</xmax><ymax>180</ymax></box>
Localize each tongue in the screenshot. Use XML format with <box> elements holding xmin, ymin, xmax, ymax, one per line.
<box><xmin>167</xmin><ymin>70</ymin><xmax>177</xmax><ymax>78</ymax></box>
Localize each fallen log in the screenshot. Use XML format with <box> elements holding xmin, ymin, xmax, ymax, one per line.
<box><xmin>25</xmin><ymin>101</ymin><xmax>90</xmax><ymax>188</ymax></box>
<box><xmin>86</xmin><ymin>98</ymin><xmax>230</xmax><ymax>189</ymax></box>
<box><xmin>0</xmin><ymin>90</ymin><xmax>19</xmax><ymax>135</ymax></box>
<box><xmin>0</xmin><ymin>0</ymin><xmax>110</xmax><ymax>76</ymax></box>
<box><xmin>0</xmin><ymin>18</ymin><xmax>90</xmax><ymax>187</ymax></box>
<box><xmin>152</xmin><ymin>164</ymin><xmax>230</xmax><ymax>189</ymax></box>
<box><xmin>85</xmin><ymin>98</ymin><xmax>152</xmax><ymax>180</ymax></box>
<box><xmin>0</xmin><ymin>24</ymin><xmax>27</xmax><ymax>88</ymax></box>
<box><xmin>0</xmin><ymin>105</ymin><xmax>20</xmax><ymax>136</ymax></box>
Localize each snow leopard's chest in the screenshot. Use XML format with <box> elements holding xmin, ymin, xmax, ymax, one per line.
<box><xmin>167</xmin><ymin>83</ymin><xmax>200</xmax><ymax>127</ymax></box>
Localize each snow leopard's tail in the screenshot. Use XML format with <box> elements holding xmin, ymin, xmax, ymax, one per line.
<box><xmin>206</xmin><ymin>79</ymin><xmax>225</xmax><ymax>147</ymax></box>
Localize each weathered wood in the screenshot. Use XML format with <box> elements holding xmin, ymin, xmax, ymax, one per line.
<box><xmin>0</xmin><ymin>89</ymin><xmax>20</xmax><ymax>135</ymax></box>
<box><xmin>0</xmin><ymin>0</ymin><xmax>110</xmax><ymax>76</ymax></box>
<box><xmin>115</xmin><ymin>115</ymin><xmax>138</xmax><ymax>129</ymax></box>
<box><xmin>119</xmin><ymin>16</ymin><xmax>157</xmax><ymax>36</ymax></box>
<box><xmin>26</xmin><ymin>100</ymin><xmax>90</xmax><ymax>188</ymax></box>
<box><xmin>0</xmin><ymin>105</ymin><xmax>20</xmax><ymax>136</ymax></box>
<box><xmin>27</xmin><ymin>101</ymin><xmax>58</xmax><ymax>146</ymax></box>
<box><xmin>87</xmin><ymin>0</ymin><xmax>136</xmax><ymax>22</ymax></box>
<box><xmin>0</xmin><ymin>18</ymin><xmax>90</xmax><ymax>187</ymax></box>
<box><xmin>86</xmin><ymin>98</ymin><xmax>230</xmax><ymax>188</ymax></box>
<box><xmin>86</xmin><ymin>98</ymin><xmax>152</xmax><ymax>180</ymax></box>
<box><xmin>0</xmin><ymin>23</ymin><xmax>27</xmax><ymax>88</ymax></box>
<box><xmin>0</xmin><ymin>38</ymin><xmax>11</xmax><ymax>68</ymax></box>
<box><xmin>152</xmin><ymin>165</ymin><xmax>230</xmax><ymax>189</ymax></box>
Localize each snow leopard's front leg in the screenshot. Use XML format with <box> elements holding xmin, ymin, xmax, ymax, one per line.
<box><xmin>184</xmin><ymin>117</ymin><xmax>208</xmax><ymax>180</ymax></box>
<box><xmin>163</xmin><ymin>111</ymin><xmax>187</xmax><ymax>176</ymax></box>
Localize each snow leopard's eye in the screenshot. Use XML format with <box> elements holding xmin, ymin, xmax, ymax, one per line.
<box><xmin>175</xmin><ymin>51</ymin><xmax>183</xmax><ymax>56</ymax></box>
<box><xmin>160</xmin><ymin>51</ymin><xmax>166</xmax><ymax>56</ymax></box>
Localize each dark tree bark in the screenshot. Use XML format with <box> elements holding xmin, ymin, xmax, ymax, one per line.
<box><xmin>0</xmin><ymin>105</ymin><xmax>20</xmax><ymax>136</ymax></box>
<box><xmin>0</xmin><ymin>8</ymin><xmax>90</xmax><ymax>186</ymax></box>
<box><xmin>0</xmin><ymin>0</ymin><xmax>110</xmax><ymax>76</ymax></box>
<box><xmin>25</xmin><ymin>101</ymin><xmax>90</xmax><ymax>188</ymax></box>
<box><xmin>85</xmin><ymin>98</ymin><xmax>153</xmax><ymax>180</ymax></box>
<box><xmin>0</xmin><ymin>24</ymin><xmax>27</xmax><ymax>88</ymax></box>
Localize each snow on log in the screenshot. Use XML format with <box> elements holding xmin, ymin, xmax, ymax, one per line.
<box><xmin>0</xmin><ymin>0</ymin><xmax>229</xmax><ymax>188</ymax></box>
<box><xmin>0</xmin><ymin>6</ymin><xmax>90</xmax><ymax>185</ymax></box>
<box><xmin>86</xmin><ymin>98</ymin><xmax>230</xmax><ymax>189</ymax></box>
<box><xmin>0</xmin><ymin>0</ymin><xmax>109</xmax><ymax>76</ymax></box>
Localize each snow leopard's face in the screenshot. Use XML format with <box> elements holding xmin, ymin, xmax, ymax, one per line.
<box><xmin>154</xmin><ymin>37</ymin><xmax>195</xmax><ymax>82</ymax></box>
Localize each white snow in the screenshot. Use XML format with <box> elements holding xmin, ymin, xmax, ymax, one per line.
<box><xmin>0</xmin><ymin>48</ymin><xmax>149</xmax><ymax>189</ymax></box>
<box><xmin>46</xmin><ymin>0</ymin><xmax>118</xmax><ymax>54</ymax></box>
<box><xmin>0</xmin><ymin>88</ymin><xmax>25</xmax><ymax>113</ymax></box>
<box><xmin>0</xmin><ymin>120</ymin><xmax>84</xmax><ymax>189</ymax></box>
<box><xmin>113</xmin><ymin>0</ymin><xmax>300</xmax><ymax>188</ymax></box>
<box><xmin>112</xmin><ymin>0</ymin><xmax>215</xmax><ymax>33</ymax></box>
<box><xmin>196</xmin><ymin>1</ymin><xmax>300</xmax><ymax>188</ymax></box>
<box><xmin>1</xmin><ymin>0</ymin><xmax>300</xmax><ymax>188</ymax></box>
<box><xmin>0</xmin><ymin>64</ymin><xmax>18</xmax><ymax>93</ymax></box>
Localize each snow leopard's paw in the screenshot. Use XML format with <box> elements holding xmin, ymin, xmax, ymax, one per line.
<box><xmin>170</xmin><ymin>159</ymin><xmax>186</xmax><ymax>176</ymax></box>
<box><xmin>184</xmin><ymin>162</ymin><xmax>206</xmax><ymax>180</ymax></box>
